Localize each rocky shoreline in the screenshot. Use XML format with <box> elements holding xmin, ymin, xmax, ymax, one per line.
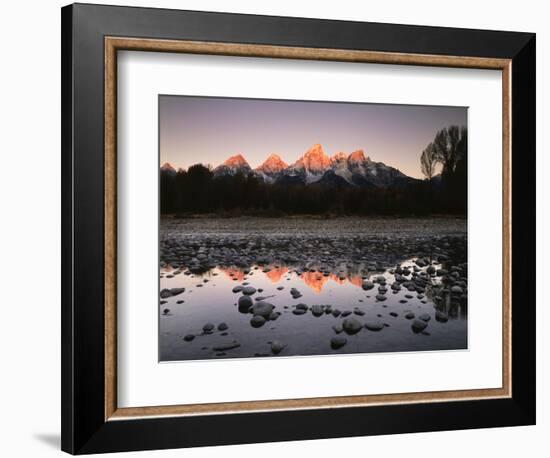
<box><xmin>159</xmin><ymin>217</ymin><xmax>468</xmax><ymax>360</ymax></box>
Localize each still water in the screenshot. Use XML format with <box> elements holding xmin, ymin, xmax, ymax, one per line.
<box><xmin>159</xmin><ymin>258</ymin><xmax>467</xmax><ymax>361</ymax></box>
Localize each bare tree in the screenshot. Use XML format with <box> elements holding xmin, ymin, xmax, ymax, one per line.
<box><xmin>431</xmin><ymin>125</ymin><xmax>467</xmax><ymax>177</ymax></box>
<box><xmin>420</xmin><ymin>142</ymin><xmax>437</xmax><ymax>180</ymax></box>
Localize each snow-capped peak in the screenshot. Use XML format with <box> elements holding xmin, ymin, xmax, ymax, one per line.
<box><xmin>348</xmin><ymin>149</ymin><xmax>370</xmax><ymax>163</ymax></box>
<box><xmin>331</xmin><ymin>152</ymin><xmax>348</xmax><ymax>163</ymax></box>
<box><xmin>255</xmin><ymin>154</ymin><xmax>288</xmax><ymax>174</ymax></box>
<box><xmin>292</xmin><ymin>144</ymin><xmax>331</xmax><ymax>173</ymax></box>
<box><xmin>222</xmin><ymin>154</ymin><xmax>249</xmax><ymax>168</ymax></box>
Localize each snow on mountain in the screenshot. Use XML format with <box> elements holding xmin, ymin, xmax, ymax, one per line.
<box><xmin>212</xmin><ymin>154</ymin><xmax>252</xmax><ymax>177</ymax></box>
<box><xmin>162</xmin><ymin>145</ymin><xmax>417</xmax><ymax>188</ymax></box>
<box><xmin>254</xmin><ymin>154</ymin><xmax>288</xmax><ymax>183</ymax></box>
<box><xmin>282</xmin><ymin>144</ymin><xmax>333</xmax><ymax>184</ymax></box>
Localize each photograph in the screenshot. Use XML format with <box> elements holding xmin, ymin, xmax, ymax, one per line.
<box><xmin>158</xmin><ymin>95</ymin><xmax>469</xmax><ymax>361</ymax></box>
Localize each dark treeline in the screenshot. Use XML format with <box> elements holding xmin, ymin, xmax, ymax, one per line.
<box><xmin>161</xmin><ymin>125</ymin><xmax>467</xmax><ymax>217</ymax></box>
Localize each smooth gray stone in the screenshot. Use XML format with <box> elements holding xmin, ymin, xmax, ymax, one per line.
<box><xmin>331</xmin><ymin>335</ymin><xmax>347</xmax><ymax>349</ymax></box>
<box><xmin>364</xmin><ymin>321</ymin><xmax>384</xmax><ymax>331</ymax></box>
<box><xmin>342</xmin><ymin>317</ymin><xmax>363</xmax><ymax>335</ymax></box>
<box><xmin>411</xmin><ymin>319</ymin><xmax>428</xmax><ymax>333</ymax></box>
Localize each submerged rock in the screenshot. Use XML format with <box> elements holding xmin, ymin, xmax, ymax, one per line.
<box><xmin>271</xmin><ymin>341</ymin><xmax>285</xmax><ymax>354</ymax></box>
<box><xmin>331</xmin><ymin>335</ymin><xmax>347</xmax><ymax>349</ymax></box>
<box><xmin>213</xmin><ymin>342</ymin><xmax>240</xmax><ymax>351</ymax></box>
<box><xmin>418</xmin><ymin>313</ymin><xmax>431</xmax><ymax>322</ymax></box>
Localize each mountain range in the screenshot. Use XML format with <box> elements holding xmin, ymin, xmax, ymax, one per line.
<box><xmin>161</xmin><ymin>144</ymin><xmax>419</xmax><ymax>189</ymax></box>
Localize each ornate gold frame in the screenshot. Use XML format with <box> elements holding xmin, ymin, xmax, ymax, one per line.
<box><xmin>104</xmin><ymin>37</ymin><xmax>511</xmax><ymax>421</ymax></box>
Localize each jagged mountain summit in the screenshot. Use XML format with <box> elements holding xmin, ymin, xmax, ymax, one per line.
<box><xmin>162</xmin><ymin>144</ymin><xmax>418</xmax><ymax>188</ymax></box>
<box><xmin>278</xmin><ymin>143</ymin><xmax>333</xmax><ymax>185</ymax></box>
<box><xmin>212</xmin><ymin>154</ymin><xmax>252</xmax><ymax>178</ymax></box>
<box><xmin>254</xmin><ymin>154</ymin><xmax>288</xmax><ymax>183</ymax></box>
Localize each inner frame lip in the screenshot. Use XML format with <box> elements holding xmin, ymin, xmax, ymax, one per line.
<box><xmin>104</xmin><ymin>36</ymin><xmax>512</xmax><ymax>421</ymax></box>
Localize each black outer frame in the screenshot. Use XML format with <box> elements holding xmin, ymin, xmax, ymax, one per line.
<box><xmin>61</xmin><ymin>3</ymin><xmax>536</xmax><ymax>454</ymax></box>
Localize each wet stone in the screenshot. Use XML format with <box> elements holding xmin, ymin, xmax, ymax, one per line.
<box><xmin>271</xmin><ymin>341</ymin><xmax>285</xmax><ymax>354</ymax></box>
<box><xmin>342</xmin><ymin>317</ymin><xmax>363</xmax><ymax>335</ymax></box>
<box><xmin>250</xmin><ymin>315</ymin><xmax>266</xmax><ymax>328</ymax></box>
<box><xmin>242</xmin><ymin>286</ymin><xmax>257</xmax><ymax>295</ymax></box>
<box><xmin>411</xmin><ymin>319</ymin><xmax>428</xmax><ymax>333</ymax></box>
<box><xmin>331</xmin><ymin>335</ymin><xmax>347</xmax><ymax>349</ymax></box>
<box><xmin>365</xmin><ymin>321</ymin><xmax>384</xmax><ymax>331</ymax></box>
<box><xmin>418</xmin><ymin>313</ymin><xmax>431</xmax><ymax>322</ymax></box>
<box><xmin>202</xmin><ymin>323</ymin><xmax>215</xmax><ymax>333</ymax></box>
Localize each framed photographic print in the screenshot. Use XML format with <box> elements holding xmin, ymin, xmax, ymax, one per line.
<box><xmin>61</xmin><ymin>3</ymin><xmax>536</xmax><ymax>454</ymax></box>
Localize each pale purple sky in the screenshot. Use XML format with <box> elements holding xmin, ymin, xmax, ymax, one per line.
<box><xmin>159</xmin><ymin>95</ymin><xmax>467</xmax><ymax>179</ymax></box>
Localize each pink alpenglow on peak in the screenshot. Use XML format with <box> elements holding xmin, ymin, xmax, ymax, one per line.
<box><xmin>293</xmin><ymin>144</ymin><xmax>332</xmax><ymax>173</ymax></box>
<box><xmin>256</xmin><ymin>154</ymin><xmax>288</xmax><ymax>174</ymax></box>
<box><xmin>222</xmin><ymin>154</ymin><xmax>250</xmax><ymax>168</ymax></box>
<box><xmin>160</xmin><ymin>162</ymin><xmax>176</xmax><ymax>173</ymax></box>
<box><xmin>348</xmin><ymin>149</ymin><xmax>371</xmax><ymax>163</ymax></box>
<box><xmin>331</xmin><ymin>152</ymin><xmax>348</xmax><ymax>163</ymax></box>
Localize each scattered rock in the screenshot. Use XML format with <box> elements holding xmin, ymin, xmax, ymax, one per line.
<box><xmin>411</xmin><ymin>319</ymin><xmax>428</xmax><ymax>333</ymax></box>
<box><xmin>250</xmin><ymin>301</ymin><xmax>275</xmax><ymax>318</ymax></box>
<box><xmin>331</xmin><ymin>335</ymin><xmax>347</xmax><ymax>349</ymax></box>
<box><xmin>242</xmin><ymin>286</ymin><xmax>257</xmax><ymax>295</ymax></box>
<box><xmin>418</xmin><ymin>313</ymin><xmax>431</xmax><ymax>322</ymax></box>
<box><xmin>217</xmin><ymin>322</ymin><xmax>228</xmax><ymax>331</ymax></box>
<box><xmin>342</xmin><ymin>317</ymin><xmax>363</xmax><ymax>335</ymax></box>
<box><xmin>238</xmin><ymin>295</ymin><xmax>253</xmax><ymax>312</ymax></box>
<box><xmin>250</xmin><ymin>315</ymin><xmax>266</xmax><ymax>328</ymax></box>
<box><xmin>364</xmin><ymin>321</ymin><xmax>384</xmax><ymax>331</ymax></box>
<box><xmin>213</xmin><ymin>342</ymin><xmax>240</xmax><ymax>351</ymax></box>
<box><xmin>202</xmin><ymin>323</ymin><xmax>215</xmax><ymax>333</ymax></box>
<box><xmin>311</xmin><ymin>305</ymin><xmax>325</xmax><ymax>317</ymax></box>
<box><xmin>183</xmin><ymin>334</ymin><xmax>195</xmax><ymax>342</ymax></box>
<box><xmin>271</xmin><ymin>341</ymin><xmax>285</xmax><ymax>354</ymax></box>
<box><xmin>362</xmin><ymin>280</ymin><xmax>374</xmax><ymax>290</ymax></box>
